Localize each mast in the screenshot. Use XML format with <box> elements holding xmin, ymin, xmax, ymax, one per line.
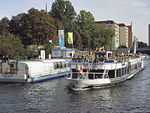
<box><xmin>133</xmin><ymin>36</ymin><xmax>137</xmax><ymax>54</ymax></box>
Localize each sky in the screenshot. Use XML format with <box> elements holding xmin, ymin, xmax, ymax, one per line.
<box><xmin>0</xmin><ymin>0</ymin><xmax>149</xmax><ymax>44</ymax></box>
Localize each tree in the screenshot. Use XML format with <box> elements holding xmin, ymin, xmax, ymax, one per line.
<box><xmin>118</xmin><ymin>45</ymin><xmax>127</xmax><ymax>48</ymax></box>
<box><xmin>0</xmin><ymin>17</ymin><xmax>10</xmax><ymax>35</ymax></box>
<box><xmin>90</xmin><ymin>23</ymin><xmax>114</xmax><ymax>50</ymax></box>
<box><xmin>0</xmin><ymin>33</ymin><xmax>24</xmax><ymax>58</ymax></box>
<box><xmin>50</xmin><ymin>0</ymin><xmax>77</xmax><ymax>47</ymax></box>
<box><xmin>138</xmin><ymin>41</ymin><xmax>147</xmax><ymax>48</ymax></box>
<box><xmin>90</xmin><ymin>24</ymin><xmax>104</xmax><ymax>49</ymax></box>
<box><xmin>103</xmin><ymin>27</ymin><xmax>114</xmax><ymax>49</ymax></box>
<box><xmin>28</xmin><ymin>8</ymin><xmax>58</xmax><ymax>45</ymax></box>
<box><xmin>50</xmin><ymin>0</ymin><xmax>76</xmax><ymax>22</ymax></box>
<box><xmin>9</xmin><ymin>8</ymin><xmax>60</xmax><ymax>46</ymax></box>
<box><xmin>9</xmin><ymin>13</ymin><xmax>32</xmax><ymax>45</ymax></box>
<box><xmin>75</xmin><ymin>10</ymin><xmax>95</xmax><ymax>50</ymax></box>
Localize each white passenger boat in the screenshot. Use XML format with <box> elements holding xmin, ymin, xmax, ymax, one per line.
<box><xmin>0</xmin><ymin>59</ymin><xmax>70</xmax><ymax>83</ymax></box>
<box><xmin>66</xmin><ymin>51</ymin><xmax>144</xmax><ymax>90</ymax></box>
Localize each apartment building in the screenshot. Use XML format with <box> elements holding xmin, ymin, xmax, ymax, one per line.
<box><xmin>118</xmin><ymin>24</ymin><xmax>129</xmax><ymax>48</ymax></box>
<box><xmin>148</xmin><ymin>24</ymin><xmax>150</xmax><ymax>46</ymax></box>
<box><xmin>127</xmin><ymin>25</ymin><xmax>132</xmax><ymax>48</ymax></box>
<box><xmin>96</xmin><ymin>20</ymin><xmax>132</xmax><ymax>49</ymax></box>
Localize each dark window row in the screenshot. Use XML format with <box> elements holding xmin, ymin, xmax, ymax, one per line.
<box><xmin>54</xmin><ymin>62</ymin><xmax>68</xmax><ymax>69</ymax></box>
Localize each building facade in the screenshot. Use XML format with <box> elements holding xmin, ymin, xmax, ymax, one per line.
<box><xmin>96</xmin><ymin>20</ymin><xmax>132</xmax><ymax>49</ymax></box>
<box><xmin>127</xmin><ymin>25</ymin><xmax>132</xmax><ymax>48</ymax></box>
<box><xmin>148</xmin><ymin>24</ymin><xmax>150</xmax><ymax>46</ymax></box>
<box><xmin>118</xmin><ymin>24</ymin><xmax>129</xmax><ymax>48</ymax></box>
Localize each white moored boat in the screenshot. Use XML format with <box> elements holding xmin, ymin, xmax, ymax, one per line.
<box><xmin>0</xmin><ymin>59</ymin><xmax>70</xmax><ymax>83</ymax></box>
<box><xmin>66</xmin><ymin>51</ymin><xmax>144</xmax><ymax>90</ymax></box>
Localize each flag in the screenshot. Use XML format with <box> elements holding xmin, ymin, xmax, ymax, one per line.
<box><xmin>58</xmin><ymin>30</ymin><xmax>64</xmax><ymax>47</ymax></box>
<box><xmin>68</xmin><ymin>32</ymin><xmax>73</xmax><ymax>44</ymax></box>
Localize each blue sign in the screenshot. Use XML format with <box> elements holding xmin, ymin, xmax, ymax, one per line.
<box><xmin>58</xmin><ymin>30</ymin><xmax>65</xmax><ymax>47</ymax></box>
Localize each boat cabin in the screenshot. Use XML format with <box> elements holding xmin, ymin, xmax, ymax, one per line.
<box><xmin>52</xmin><ymin>47</ymin><xmax>75</xmax><ymax>59</ymax></box>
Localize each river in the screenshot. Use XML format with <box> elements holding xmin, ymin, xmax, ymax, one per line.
<box><xmin>0</xmin><ymin>59</ymin><xmax>150</xmax><ymax>113</ymax></box>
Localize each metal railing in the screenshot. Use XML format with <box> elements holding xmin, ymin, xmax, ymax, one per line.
<box><xmin>70</xmin><ymin>71</ymin><xmax>108</xmax><ymax>79</ymax></box>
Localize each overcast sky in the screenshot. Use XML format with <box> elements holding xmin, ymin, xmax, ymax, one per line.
<box><xmin>0</xmin><ymin>0</ymin><xmax>149</xmax><ymax>43</ymax></box>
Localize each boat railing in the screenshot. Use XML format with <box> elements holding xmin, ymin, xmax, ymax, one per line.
<box><xmin>71</xmin><ymin>57</ymin><xmax>130</xmax><ymax>64</ymax></box>
<box><xmin>70</xmin><ymin>71</ymin><xmax>108</xmax><ymax>79</ymax></box>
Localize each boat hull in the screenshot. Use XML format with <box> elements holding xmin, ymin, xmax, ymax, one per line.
<box><xmin>0</xmin><ymin>71</ymin><xmax>70</xmax><ymax>84</ymax></box>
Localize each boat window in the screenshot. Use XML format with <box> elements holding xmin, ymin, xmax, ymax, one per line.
<box><xmin>54</xmin><ymin>63</ymin><xmax>57</xmax><ymax>69</ymax></box>
<box><xmin>95</xmin><ymin>74</ymin><xmax>103</xmax><ymax>79</ymax></box>
<box><xmin>128</xmin><ymin>65</ymin><xmax>131</xmax><ymax>73</ymax></box>
<box><xmin>72</xmin><ymin>73</ymin><xmax>78</xmax><ymax>79</ymax></box>
<box><xmin>122</xmin><ymin>68</ymin><xmax>126</xmax><ymax>75</ymax></box>
<box><xmin>126</xmin><ymin>67</ymin><xmax>128</xmax><ymax>74</ymax></box>
<box><xmin>10</xmin><ymin>64</ymin><xmax>14</xmax><ymax>68</ymax></box>
<box><xmin>59</xmin><ymin>62</ymin><xmax>62</xmax><ymax>68</ymax></box>
<box><xmin>89</xmin><ymin>69</ymin><xmax>104</xmax><ymax>73</ymax></box>
<box><xmin>139</xmin><ymin>62</ymin><xmax>141</xmax><ymax>67</ymax></box>
<box><xmin>88</xmin><ymin>74</ymin><xmax>94</xmax><ymax>79</ymax></box>
<box><xmin>62</xmin><ymin>62</ymin><xmax>64</xmax><ymax>68</ymax></box>
<box><xmin>124</xmin><ymin>67</ymin><xmax>126</xmax><ymax>74</ymax></box>
<box><xmin>108</xmin><ymin>70</ymin><xmax>115</xmax><ymax>78</ymax></box>
<box><xmin>116</xmin><ymin>69</ymin><xmax>121</xmax><ymax>77</ymax></box>
<box><xmin>63</xmin><ymin>62</ymin><xmax>66</xmax><ymax>68</ymax></box>
<box><xmin>9</xmin><ymin>63</ymin><xmax>18</xmax><ymax>74</ymax></box>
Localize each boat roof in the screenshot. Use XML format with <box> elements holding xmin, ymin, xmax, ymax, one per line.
<box><xmin>18</xmin><ymin>59</ymin><xmax>67</xmax><ymax>64</ymax></box>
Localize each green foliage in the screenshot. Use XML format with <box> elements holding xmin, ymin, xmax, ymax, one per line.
<box><xmin>138</xmin><ymin>41</ymin><xmax>147</xmax><ymax>48</ymax></box>
<box><xmin>0</xmin><ymin>17</ymin><xmax>10</xmax><ymax>35</ymax></box>
<box><xmin>28</xmin><ymin>8</ymin><xmax>57</xmax><ymax>45</ymax></box>
<box><xmin>75</xmin><ymin>10</ymin><xmax>95</xmax><ymax>50</ymax></box>
<box><xmin>9</xmin><ymin>8</ymin><xmax>60</xmax><ymax>46</ymax></box>
<box><xmin>0</xmin><ymin>33</ymin><xmax>24</xmax><ymax>58</ymax></box>
<box><xmin>9</xmin><ymin>13</ymin><xmax>31</xmax><ymax>45</ymax></box>
<box><xmin>51</xmin><ymin>0</ymin><xmax>76</xmax><ymax>22</ymax></box>
<box><xmin>118</xmin><ymin>45</ymin><xmax>127</xmax><ymax>48</ymax></box>
<box><xmin>91</xmin><ymin>24</ymin><xmax>114</xmax><ymax>50</ymax></box>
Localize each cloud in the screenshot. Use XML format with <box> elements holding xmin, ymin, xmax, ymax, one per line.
<box><xmin>132</xmin><ymin>0</ymin><xmax>147</xmax><ymax>7</ymax></box>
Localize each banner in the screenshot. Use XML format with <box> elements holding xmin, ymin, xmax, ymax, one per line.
<box><xmin>68</xmin><ymin>32</ymin><xmax>73</xmax><ymax>44</ymax></box>
<box><xmin>58</xmin><ymin>30</ymin><xmax>64</xmax><ymax>47</ymax></box>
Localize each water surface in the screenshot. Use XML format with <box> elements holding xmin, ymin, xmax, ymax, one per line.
<box><xmin>0</xmin><ymin>60</ymin><xmax>150</xmax><ymax>113</ymax></box>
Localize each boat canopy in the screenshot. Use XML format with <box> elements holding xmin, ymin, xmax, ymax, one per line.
<box><xmin>18</xmin><ymin>59</ymin><xmax>67</xmax><ymax>75</ymax></box>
